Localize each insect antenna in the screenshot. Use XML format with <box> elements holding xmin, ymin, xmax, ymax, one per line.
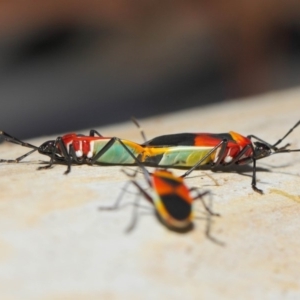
<box><xmin>272</xmin><ymin>120</ymin><xmax>300</xmax><ymax>148</ymax></box>
<box><xmin>0</xmin><ymin>131</ymin><xmax>38</xmax><ymax>150</ymax></box>
<box><xmin>0</xmin><ymin>131</ymin><xmax>39</xmax><ymax>163</ymax></box>
<box><xmin>131</xmin><ymin>116</ymin><xmax>148</xmax><ymax>143</ymax></box>
<box><xmin>271</xmin><ymin>148</ymin><xmax>300</xmax><ymax>155</ymax></box>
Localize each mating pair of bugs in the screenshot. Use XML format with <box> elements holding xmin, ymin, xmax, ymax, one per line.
<box><xmin>1</xmin><ymin>120</ymin><xmax>300</xmax><ymax>235</ymax></box>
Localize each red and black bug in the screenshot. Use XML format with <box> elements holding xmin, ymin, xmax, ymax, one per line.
<box><xmin>133</xmin><ymin>119</ymin><xmax>300</xmax><ymax>193</ymax></box>
<box><xmin>0</xmin><ymin>130</ymin><xmax>145</xmax><ymax>174</ymax></box>
<box><xmin>100</xmin><ymin>138</ymin><xmax>220</xmax><ymax>242</ymax></box>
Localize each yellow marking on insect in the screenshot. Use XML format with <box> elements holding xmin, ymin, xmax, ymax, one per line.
<box><xmin>154</xmin><ymin>197</ymin><xmax>169</xmax><ymax>219</ymax></box>
<box><xmin>229</xmin><ymin>131</ymin><xmax>249</xmax><ymax>146</ymax></box>
<box><xmin>140</xmin><ymin>146</ymin><xmax>171</xmax><ymax>158</ymax></box>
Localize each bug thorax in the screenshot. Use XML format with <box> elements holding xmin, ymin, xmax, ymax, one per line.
<box><xmin>253</xmin><ymin>142</ymin><xmax>272</xmax><ymax>159</ymax></box>
<box><xmin>38</xmin><ymin>140</ymin><xmax>56</xmax><ymax>157</ymax></box>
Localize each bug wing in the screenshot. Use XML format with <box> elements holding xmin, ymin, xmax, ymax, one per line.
<box><xmin>144</xmin><ymin>133</ymin><xmax>236</xmax><ymax>147</ymax></box>
<box><xmin>144</xmin><ymin>133</ymin><xmax>198</xmax><ymax>146</ymax></box>
<box><xmin>159</xmin><ymin>193</ymin><xmax>191</xmax><ymax>221</ymax></box>
<box><xmin>152</xmin><ymin>174</ymin><xmax>193</xmax><ymax>226</ymax></box>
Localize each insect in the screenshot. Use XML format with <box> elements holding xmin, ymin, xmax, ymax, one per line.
<box><xmin>0</xmin><ymin>130</ymin><xmax>146</xmax><ymax>174</ymax></box>
<box><xmin>133</xmin><ymin>119</ymin><xmax>300</xmax><ymax>194</ymax></box>
<box><xmin>100</xmin><ymin>138</ymin><xmax>220</xmax><ymax>242</ymax></box>
<box><xmin>2</xmin><ymin>120</ymin><xmax>299</xmax><ymax>193</ymax></box>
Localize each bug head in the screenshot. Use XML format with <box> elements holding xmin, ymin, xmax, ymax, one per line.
<box><xmin>253</xmin><ymin>142</ymin><xmax>272</xmax><ymax>160</ymax></box>
<box><xmin>38</xmin><ymin>140</ymin><xmax>56</xmax><ymax>157</ymax></box>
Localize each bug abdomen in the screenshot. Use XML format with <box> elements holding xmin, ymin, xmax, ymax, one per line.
<box><xmin>154</xmin><ymin>193</ymin><xmax>192</xmax><ymax>229</ymax></box>
<box><xmin>142</xmin><ymin>146</ymin><xmax>214</xmax><ymax>167</ymax></box>
<box><xmin>93</xmin><ymin>140</ymin><xmax>144</xmax><ymax>164</ymax></box>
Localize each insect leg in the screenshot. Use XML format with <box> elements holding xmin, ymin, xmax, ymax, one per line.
<box><xmin>99</xmin><ymin>181</ymin><xmax>131</xmax><ymax>211</ymax></box>
<box><xmin>235</xmin><ymin>145</ymin><xmax>263</xmax><ymax>194</ymax></box>
<box><xmin>249</xmin><ymin>158</ymin><xmax>263</xmax><ymax>194</ymax></box>
<box><xmin>67</xmin><ymin>144</ymin><xmax>87</xmax><ymax>166</ymax></box>
<box><xmin>99</xmin><ymin>179</ymin><xmax>154</xmax><ymax>232</ymax></box>
<box><xmin>190</xmin><ymin>188</ymin><xmax>220</xmax><ymax>216</ymax></box>
<box><xmin>226</xmin><ymin>144</ymin><xmax>252</xmax><ymax>165</ymax></box>
<box><xmin>227</xmin><ymin>143</ymin><xmax>263</xmax><ymax>194</ymax></box>
<box><xmin>89</xmin><ymin>130</ymin><xmax>103</xmax><ymax>137</ymax></box>
<box><xmin>130</xmin><ymin>180</ymin><xmax>154</xmax><ymax>205</ymax></box>
<box><xmin>232</xmin><ymin>144</ymin><xmax>262</xmax><ymax>194</ymax></box>
<box><xmin>38</xmin><ymin>137</ymin><xmax>72</xmax><ymax>174</ymax></box>
<box><xmin>125</xmin><ymin>180</ymin><xmax>154</xmax><ymax>232</ymax></box>
<box><xmin>212</xmin><ymin>139</ymin><xmax>229</xmax><ymax>166</ymax></box>
<box><xmin>90</xmin><ymin>137</ymin><xmax>152</xmax><ymax>185</ymax></box>
<box><xmin>191</xmin><ymin>188</ymin><xmax>224</xmax><ymax>245</ymax></box>
<box><xmin>99</xmin><ymin>180</ymin><xmax>153</xmax><ymax>209</ymax></box>
<box><xmin>68</xmin><ymin>144</ymin><xmax>78</xmax><ymax>163</ymax></box>
<box><xmin>116</xmin><ymin>138</ymin><xmax>152</xmax><ymax>185</ymax></box>
<box><xmin>89</xmin><ymin>137</ymin><xmax>118</xmax><ymax>164</ymax></box>
<box><xmin>89</xmin><ymin>137</ymin><xmax>144</xmax><ymax>171</ymax></box>
<box><xmin>125</xmin><ymin>192</ymin><xmax>141</xmax><ymax>233</ymax></box>
<box><xmin>180</xmin><ymin>140</ymin><xmax>227</xmax><ymax>178</ymax></box>
<box><xmin>204</xmin><ymin>211</ymin><xmax>225</xmax><ymax>246</ymax></box>
<box><xmin>121</xmin><ymin>168</ymin><xmax>140</xmax><ymax>178</ymax></box>
<box><xmin>247</xmin><ymin>134</ymin><xmax>274</xmax><ymax>149</ymax></box>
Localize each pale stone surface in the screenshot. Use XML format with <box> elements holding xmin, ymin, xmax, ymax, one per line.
<box><xmin>0</xmin><ymin>88</ymin><xmax>300</xmax><ymax>299</ymax></box>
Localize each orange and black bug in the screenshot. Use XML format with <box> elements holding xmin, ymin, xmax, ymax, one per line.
<box><xmin>132</xmin><ymin>118</ymin><xmax>300</xmax><ymax>194</ymax></box>
<box><xmin>100</xmin><ymin>138</ymin><xmax>220</xmax><ymax>241</ymax></box>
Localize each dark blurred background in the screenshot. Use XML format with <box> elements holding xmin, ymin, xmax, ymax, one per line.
<box><xmin>1</xmin><ymin>0</ymin><xmax>300</xmax><ymax>139</ymax></box>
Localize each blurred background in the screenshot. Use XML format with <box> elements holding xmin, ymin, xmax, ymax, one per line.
<box><xmin>0</xmin><ymin>0</ymin><xmax>300</xmax><ymax>139</ymax></box>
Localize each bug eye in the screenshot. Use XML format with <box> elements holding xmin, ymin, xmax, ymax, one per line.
<box><xmin>40</xmin><ymin>140</ymin><xmax>55</xmax><ymax>152</ymax></box>
<box><xmin>254</xmin><ymin>142</ymin><xmax>271</xmax><ymax>158</ymax></box>
<box><xmin>254</xmin><ymin>142</ymin><xmax>269</xmax><ymax>150</ymax></box>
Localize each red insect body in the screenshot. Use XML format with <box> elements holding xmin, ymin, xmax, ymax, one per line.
<box><xmin>154</xmin><ymin>131</ymin><xmax>254</xmax><ymax>165</ymax></box>
<box><xmin>61</xmin><ymin>133</ymin><xmax>103</xmax><ymax>158</ymax></box>
<box><xmin>226</xmin><ymin>131</ymin><xmax>253</xmax><ymax>163</ymax></box>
